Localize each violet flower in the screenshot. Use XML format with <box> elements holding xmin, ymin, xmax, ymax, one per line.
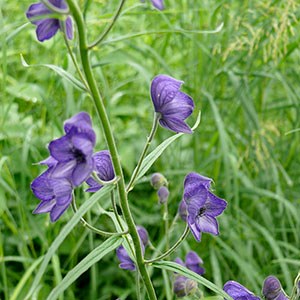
<box><xmin>223</xmin><ymin>281</ymin><xmax>260</xmax><ymax>300</ymax></box>
<box><xmin>183</xmin><ymin>172</ymin><xmax>227</xmax><ymax>242</ymax></box>
<box><xmin>85</xmin><ymin>150</ymin><xmax>115</xmax><ymax>192</ymax></box>
<box><xmin>31</xmin><ymin>168</ymin><xmax>73</xmax><ymax>222</ymax></box>
<box><xmin>48</xmin><ymin>113</ymin><xmax>96</xmax><ymax>187</ymax></box>
<box><xmin>175</xmin><ymin>251</ymin><xmax>205</xmax><ymax>276</ymax></box>
<box><xmin>140</xmin><ymin>0</ymin><xmax>164</xmax><ymax>10</ymax></box>
<box><xmin>150</xmin><ymin>74</ymin><xmax>194</xmax><ymax>134</ymax></box>
<box><xmin>116</xmin><ymin>226</ymin><xmax>148</xmax><ymax>271</ymax></box>
<box><xmin>26</xmin><ymin>0</ymin><xmax>73</xmax><ymax>42</ymax></box>
<box><xmin>262</xmin><ymin>276</ymin><xmax>288</xmax><ymax>300</ymax></box>
<box><xmin>157</xmin><ymin>186</ymin><xmax>169</xmax><ymax>204</ymax></box>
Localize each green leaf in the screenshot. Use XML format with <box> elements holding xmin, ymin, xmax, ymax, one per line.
<box><xmin>152</xmin><ymin>261</ymin><xmax>233</xmax><ymax>300</ymax></box>
<box><xmin>20</xmin><ymin>54</ymin><xmax>88</xmax><ymax>92</ymax></box>
<box><xmin>135</xmin><ymin>111</ymin><xmax>201</xmax><ymax>184</ymax></box>
<box><xmin>46</xmin><ymin>235</ymin><xmax>122</xmax><ymax>300</ymax></box>
<box><xmin>24</xmin><ymin>184</ymin><xmax>114</xmax><ymax>300</ymax></box>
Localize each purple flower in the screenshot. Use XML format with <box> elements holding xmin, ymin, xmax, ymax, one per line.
<box><xmin>85</xmin><ymin>150</ymin><xmax>115</xmax><ymax>192</ymax></box>
<box><xmin>183</xmin><ymin>172</ymin><xmax>227</xmax><ymax>242</ymax></box>
<box><xmin>223</xmin><ymin>281</ymin><xmax>260</xmax><ymax>300</ymax></box>
<box><xmin>173</xmin><ymin>276</ymin><xmax>198</xmax><ymax>298</ymax></box>
<box><xmin>48</xmin><ymin>113</ymin><xmax>96</xmax><ymax>186</ymax></box>
<box><xmin>150</xmin><ymin>75</ymin><xmax>194</xmax><ymax>134</ymax></box>
<box><xmin>178</xmin><ymin>200</ymin><xmax>187</xmax><ymax>222</ymax></box>
<box><xmin>26</xmin><ymin>0</ymin><xmax>73</xmax><ymax>42</ymax></box>
<box><xmin>141</xmin><ymin>0</ymin><xmax>164</xmax><ymax>10</ymax></box>
<box><xmin>31</xmin><ymin>167</ymin><xmax>73</xmax><ymax>222</ymax></box>
<box><xmin>175</xmin><ymin>251</ymin><xmax>205</xmax><ymax>276</ymax></box>
<box><xmin>116</xmin><ymin>226</ymin><xmax>148</xmax><ymax>271</ymax></box>
<box><xmin>262</xmin><ymin>276</ymin><xmax>288</xmax><ymax>300</ymax></box>
<box><xmin>157</xmin><ymin>186</ymin><xmax>169</xmax><ymax>204</ymax></box>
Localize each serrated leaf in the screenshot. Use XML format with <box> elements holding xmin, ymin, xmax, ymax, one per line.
<box><xmin>152</xmin><ymin>261</ymin><xmax>233</xmax><ymax>300</ymax></box>
<box><xmin>134</xmin><ymin>111</ymin><xmax>201</xmax><ymax>185</ymax></box>
<box><xmin>46</xmin><ymin>235</ymin><xmax>122</xmax><ymax>300</ymax></box>
<box><xmin>24</xmin><ymin>184</ymin><xmax>114</xmax><ymax>300</ymax></box>
<box><xmin>20</xmin><ymin>54</ymin><xmax>88</xmax><ymax>92</ymax></box>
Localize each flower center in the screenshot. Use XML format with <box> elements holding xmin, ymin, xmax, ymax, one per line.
<box><xmin>73</xmin><ymin>148</ymin><xmax>86</xmax><ymax>163</ymax></box>
<box><xmin>198</xmin><ymin>207</ymin><xmax>206</xmax><ymax>217</ymax></box>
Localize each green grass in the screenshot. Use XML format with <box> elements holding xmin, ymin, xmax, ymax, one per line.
<box><xmin>1</xmin><ymin>0</ymin><xmax>300</xmax><ymax>299</ymax></box>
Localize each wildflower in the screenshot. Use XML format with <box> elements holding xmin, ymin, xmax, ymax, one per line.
<box><xmin>48</xmin><ymin>113</ymin><xmax>96</xmax><ymax>187</ymax></box>
<box><xmin>150</xmin><ymin>74</ymin><xmax>194</xmax><ymax>134</ymax></box>
<box><xmin>141</xmin><ymin>0</ymin><xmax>164</xmax><ymax>10</ymax></box>
<box><xmin>178</xmin><ymin>200</ymin><xmax>187</xmax><ymax>221</ymax></box>
<box><xmin>116</xmin><ymin>226</ymin><xmax>149</xmax><ymax>271</ymax></box>
<box><xmin>262</xmin><ymin>276</ymin><xmax>288</xmax><ymax>300</ymax></box>
<box><xmin>223</xmin><ymin>281</ymin><xmax>260</xmax><ymax>300</ymax></box>
<box><xmin>85</xmin><ymin>150</ymin><xmax>115</xmax><ymax>192</ymax></box>
<box><xmin>183</xmin><ymin>172</ymin><xmax>227</xmax><ymax>242</ymax></box>
<box><xmin>173</xmin><ymin>251</ymin><xmax>204</xmax><ymax>298</ymax></box>
<box><xmin>157</xmin><ymin>186</ymin><xmax>169</xmax><ymax>204</ymax></box>
<box><xmin>31</xmin><ymin>168</ymin><xmax>73</xmax><ymax>222</ymax></box>
<box><xmin>150</xmin><ymin>172</ymin><xmax>167</xmax><ymax>190</ymax></box>
<box><xmin>26</xmin><ymin>0</ymin><xmax>73</xmax><ymax>42</ymax></box>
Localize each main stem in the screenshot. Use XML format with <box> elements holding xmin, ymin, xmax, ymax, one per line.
<box><xmin>66</xmin><ymin>1</ymin><xmax>156</xmax><ymax>299</ymax></box>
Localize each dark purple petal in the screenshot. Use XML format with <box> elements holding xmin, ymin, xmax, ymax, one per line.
<box><xmin>26</xmin><ymin>3</ymin><xmax>51</xmax><ymax>25</ymax></box>
<box><xmin>39</xmin><ymin>156</ymin><xmax>58</xmax><ymax>167</ymax></box>
<box><xmin>93</xmin><ymin>151</ymin><xmax>115</xmax><ymax>181</ymax></box>
<box><xmin>151</xmin><ymin>0</ymin><xmax>164</xmax><ymax>10</ymax></box>
<box><xmin>173</xmin><ymin>276</ymin><xmax>197</xmax><ymax>298</ymax></box>
<box><xmin>159</xmin><ymin>117</ymin><xmax>193</xmax><ymax>134</ymax></box>
<box><xmin>50</xmin><ymin>178</ymin><xmax>72</xmax><ymax>205</ymax></box>
<box><xmin>64</xmin><ymin>112</ymin><xmax>92</xmax><ymax>134</ymax></box>
<box><xmin>184</xmin><ymin>172</ymin><xmax>212</xmax><ymax>190</ymax></box>
<box><xmin>223</xmin><ymin>281</ymin><xmax>260</xmax><ymax>300</ymax></box>
<box><xmin>72</xmin><ymin>160</ymin><xmax>94</xmax><ymax>186</ymax></box>
<box><xmin>205</xmin><ymin>191</ymin><xmax>227</xmax><ymax>217</ymax></box>
<box><xmin>196</xmin><ymin>214</ymin><xmax>219</xmax><ymax>235</ymax></box>
<box><xmin>137</xmin><ymin>226</ymin><xmax>149</xmax><ymax>246</ymax></box>
<box><xmin>50</xmin><ymin>200</ymin><xmax>71</xmax><ymax>222</ymax></box>
<box><xmin>187</xmin><ymin>218</ymin><xmax>202</xmax><ymax>242</ymax></box>
<box><xmin>33</xmin><ymin>199</ymin><xmax>56</xmax><ymax>214</ymax></box>
<box><xmin>49</xmin><ymin>135</ymin><xmax>74</xmax><ymax>162</ymax></box>
<box><xmin>31</xmin><ymin>170</ymin><xmax>54</xmax><ymax>201</ymax></box>
<box><xmin>50</xmin><ymin>160</ymin><xmax>76</xmax><ymax>180</ymax></box>
<box><xmin>49</xmin><ymin>0</ymin><xmax>68</xmax><ymax>9</ymax></box>
<box><xmin>36</xmin><ymin>19</ymin><xmax>60</xmax><ymax>42</ymax></box>
<box><xmin>64</xmin><ymin>17</ymin><xmax>73</xmax><ymax>39</ymax></box>
<box><xmin>263</xmin><ymin>276</ymin><xmax>287</xmax><ymax>300</ymax></box>
<box><xmin>184</xmin><ymin>191</ymin><xmax>206</xmax><ymax>220</ymax></box>
<box><xmin>186</xmin><ymin>251</ymin><xmax>205</xmax><ymax>276</ymax></box>
<box><xmin>116</xmin><ymin>246</ymin><xmax>136</xmax><ymax>271</ymax></box>
<box><xmin>85</xmin><ymin>177</ymin><xmax>102</xmax><ymax>192</ymax></box>
<box><xmin>72</xmin><ymin>134</ymin><xmax>94</xmax><ymax>156</ymax></box>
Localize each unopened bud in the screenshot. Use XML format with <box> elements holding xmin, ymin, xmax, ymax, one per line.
<box><xmin>150</xmin><ymin>173</ymin><xmax>167</xmax><ymax>190</ymax></box>
<box><xmin>178</xmin><ymin>200</ymin><xmax>187</xmax><ymax>222</ymax></box>
<box><xmin>262</xmin><ymin>276</ymin><xmax>287</xmax><ymax>300</ymax></box>
<box><xmin>157</xmin><ymin>186</ymin><xmax>169</xmax><ymax>204</ymax></box>
<box><xmin>173</xmin><ymin>275</ymin><xmax>197</xmax><ymax>298</ymax></box>
<box><xmin>137</xmin><ymin>226</ymin><xmax>149</xmax><ymax>246</ymax></box>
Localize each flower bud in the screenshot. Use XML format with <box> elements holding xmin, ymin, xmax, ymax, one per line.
<box><xmin>178</xmin><ymin>200</ymin><xmax>187</xmax><ymax>222</ymax></box>
<box><xmin>262</xmin><ymin>276</ymin><xmax>288</xmax><ymax>300</ymax></box>
<box><xmin>150</xmin><ymin>173</ymin><xmax>167</xmax><ymax>190</ymax></box>
<box><xmin>157</xmin><ymin>186</ymin><xmax>169</xmax><ymax>204</ymax></box>
<box><xmin>137</xmin><ymin>226</ymin><xmax>149</xmax><ymax>246</ymax></box>
<box><xmin>173</xmin><ymin>275</ymin><xmax>197</xmax><ymax>298</ymax></box>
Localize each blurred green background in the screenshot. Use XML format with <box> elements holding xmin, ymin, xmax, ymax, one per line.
<box><xmin>1</xmin><ymin>0</ymin><xmax>300</xmax><ymax>299</ymax></box>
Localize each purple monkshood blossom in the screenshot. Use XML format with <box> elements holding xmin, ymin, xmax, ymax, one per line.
<box><xmin>262</xmin><ymin>276</ymin><xmax>288</xmax><ymax>300</ymax></box>
<box><xmin>26</xmin><ymin>0</ymin><xmax>73</xmax><ymax>42</ymax></box>
<box><xmin>223</xmin><ymin>281</ymin><xmax>260</xmax><ymax>300</ymax></box>
<box><xmin>173</xmin><ymin>251</ymin><xmax>204</xmax><ymax>297</ymax></box>
<box><xmin>140</xmin><ymin>0</ymin><xmax>164</xmax><ymax>10</ymax></box>
<box><xmin>183</xmin><ymin>172</ymin><xmax>227</xmax><ymax>242</ymax></box>
<box><xmin>116</xmin><ymin>226</ymin><xmax>149</xmax><ymax>271</ymax></box>
<box><xmin>85</xmin><ymin>150</ymin><xmax>115</xmax><ymax>192</ymax></box>
<box><xmin>31</xmin><ymin>112</ymin><xmax>95</xmax><ymax>221</ymax></box>
<box><xmin>150</xmin><ymin>74</ymin><xmax>195</xmax><ymax>134</ymax></box>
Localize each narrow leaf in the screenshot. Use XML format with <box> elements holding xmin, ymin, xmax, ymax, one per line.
<box><xmin>25</xmin><ymin>184</ymin><xmax>114</xmax><ymax>300</ymax></box>
<box><xmin>135</xmin><ymin>111</ymin><xmax>201</xmax><ymax>183</ymax></box>
<box><xmin>20</xmin><ymin>54</ymin><xmax>88</xmax><ymax>92</ymax></box>
<box><xmin>152</xmin><ymin>261</ymin><xmax>233</xmax><ymax>300</ymax></box>
<box><xmin>46</xmin><ymin>235</ymin><xmax>122</xmax><ymax>300</ymax></box>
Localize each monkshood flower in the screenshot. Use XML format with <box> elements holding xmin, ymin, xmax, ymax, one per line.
<box><xmin>31</xmin><ymin>167</ymin><xmax>73</xmax><ymax>222</ymax></box>
<box><xmin>85</xmin><ymin>150</ymin><xmax>115</xmax><ymax>192</ymax></box>
<box><xmin>116</xmin><ymin>226</ymin><xmax>148</xmax><ymax>271</ymax></box>
<box><xmin>173</xmin><ymin>251</ymin><xmax>204</xmax><ymax>298</ymax></box>
<box><xmin>48</xmin><ymin>113</ymin><xmax>96</xmax><ymax>186</ymax></box>
<box><xmin>262</xmin><ymin>276</ymin><xmax>288</xmax><ymax>300</ymax></box>
<box><xmin>223</xmin><ymin>281</ymin><xmax>260</xmax><ymax>300</ymax></box>
<box><xmin>26</xmin><ymin>0</ymin><xmax>73</xmax><ymax>42</ymax></box>
<box><xmin>140</xmin><ymin>0</ymin><xmax>164</xmax><ymax>10</ymax></box>
<box><xmin>150</xmin><ymin>75</ymin><xmax>194</xmax><ymax>134</ymax></box>
<box><xmin>183</xmin><ymin>172</ymin><xmax>227</xmax><ymax>242</ymax></box>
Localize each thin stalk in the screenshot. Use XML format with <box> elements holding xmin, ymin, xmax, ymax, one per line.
<box><xmin>163</xmin><ymin>201</ymin><xmax>169</xmax><ymax>253</ymax></box>
<box><xmin>71</xmin><ymin>197</ymin><xmax>126</xmax><ymax>237</ymax></box>
<box><xmin>145</xmin><ymin>225</ymin><xmax>189</xmax><ymax>264</ymax></box>
<box><xmin>127</xmin><ymin>113</ymin><xmax>160</xmax><ymax>192</ymax></box>
<box><xmin>66</xmin><ymin>1</ymin><xmax>157</xmax><ymax>298</ymax></box>
<box><xmin>136</xmin><ymin>271</ymin><xmax>142</xmax><ymax>300</ymax></box>
<box><xmin>88</xmin><ymin>0</ymin><xmax>127</xmax><ymax>49</ymax></box>
<box><xmin>290</xmin><ymin>272</ymin><xmax>300</xmax><ymax>300</ymax></box>
<box><xmin>40</xmin><ymin>0</ymin><xmax>69</xmax><ymax>14</ymax></box>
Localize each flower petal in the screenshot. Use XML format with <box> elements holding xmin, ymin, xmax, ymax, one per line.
<box><xmin>36</xmin><ymin>19</ymin><xmax>60</xmax><ymax>42</ymax></box>
<box><xmin>72</xmin><ymin>160</ymin><xmax>94</xmax><ymax>186</ymax></box>
<box><xmin>151</xmin><ymin>0</ymin><xmax>164</xmax><ymax>10</ymax></box>
<box><xmin>48</xmin><ymin>134</ymin><xmax>74</xmax><ymax>162</ymax></box>
<box><xmin>65</xmin><ymin>17</ymin><xmax>73</xmax><ymax>39</ymax></box>
<box><xmin>184</xmin><ymin>172</ymin><xmax>212</xmax><ymax>190</ymax></box>
<box><xmin>85</xmin><ymin>177</ymin><xmax>102</xmax><ymax>192</ymax></box>
<box><xmin>223</xmin><ymin>281</ymin><xmax>260</xmax><ymax>300</ymax></box>
<box><xmin>187</xmin><ymin>217</ymin><xmax>202</xmax><ymax>242</ymax></box>
<box><xmin>93</xmin><ymin>150</ymin><xmax>115</xmax><ymax>181</ymax></box>
<box><xmin>159</xmin><ymin>117</ymin><xmax>192</xmax><ymax>134</ymax></box>
<box><xmin>31</xmin><ymin>170</ymin><xmax>54</xmax><ymax>201</ymax></box>
<box><xmin>197</xmin><ymin>214</ymin><xmax>219</xmax><ymax>235</ymax></box>
<box><xmin>64</xmin><ymin>112</ymin><xmax>92</xmax><ymax>134</ymax></box>
<box><xmin>205</xmin><ymin>191</ymin><xmax>227</xmax><ymax>217</ymax></box>
<box><xmin>50</xmin><ymin>201</ymin><xmax>71</xmax><ymax>222</ymax></box>
<box><xmin>26</xmin><ymin>3</ymin><xmax>51</xmax><ymax>25</ymax></box>
<box><xmin>33</xmin><ymin>199</ymin><xmax>56</xmax><ymax>214</ymax></box>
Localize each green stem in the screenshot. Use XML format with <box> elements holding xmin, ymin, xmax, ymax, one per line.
<box><xmin>145</xmin><ymin>225</ymin><xmax>189</xmax><ymax>264</ymax></box>
<box><xmin>290</xmin><ymin>272</ymin><xmax>300</xmax><ymax>300</ymax></box>
<box><xmin>66</xmin><ymin>1</ymin><xmax>157</xmax><ymax>299</ymax></box>
<box><xmin>163</xmin><ymin>201</ymin><xmax>169</xmax><ymax>253</ymax></box>
<box><xmin>127</xmin><ymin>113</ymin><xmax>160</xmax><ymax>192</ymax></box>
<box><xmin>88</xmin><ymin>0</ymin><xmax>127</xmax><ymax>49</ymax></box>
<box><xmin>41</xmin><ymin>0</ymin><xmax>69</xmax><ymax>14</ymax></box>
<box><xmin>71</xmin><ymin>197</ymin><xmax>126</xmax><ymax>237</ymax></box>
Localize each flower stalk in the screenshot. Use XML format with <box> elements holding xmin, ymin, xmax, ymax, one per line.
<box><xmin>65</xmin><ymin>1</ymin><xmax>157</xmax><ymax>298</ymax></box>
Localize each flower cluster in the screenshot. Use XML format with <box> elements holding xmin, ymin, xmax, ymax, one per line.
<box><xmin>31</xmin><ymin>112</ymin><xmax>114</xmax><ymax>222</ymax></box>
<box><xmin>26</xmin><ymin>0</ymin><xmax>73</xmax><ymax>42</ymax></box>
<box><xmin>150</xmin><ymin>172</ymin><xmax>169</xmax><ymax>204</ymax></box>
<box><xmin>173</xmin><ymin>251</ymin><xmax>205</xmax><ymax>298</ymax></box>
